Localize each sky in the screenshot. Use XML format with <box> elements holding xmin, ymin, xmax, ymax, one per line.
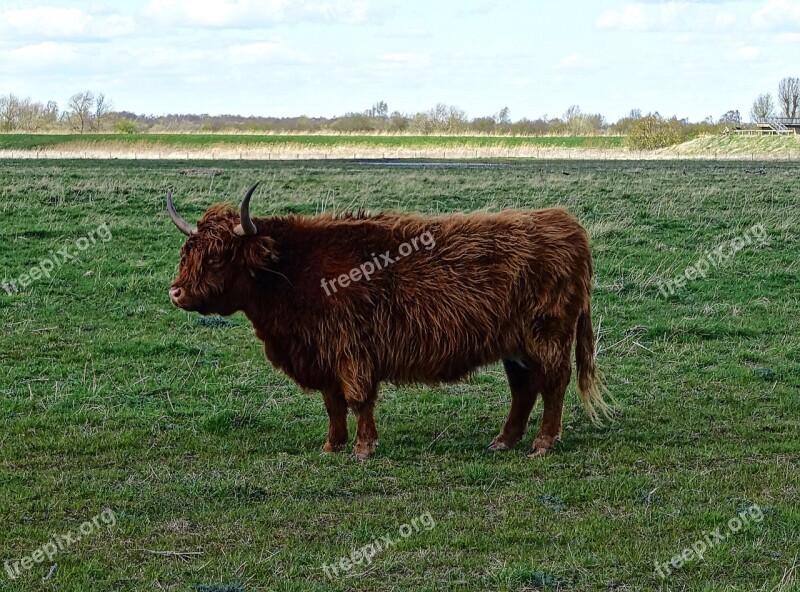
<box><xmin>0</xmin><ymin>0</ymin><xmax>799</xmax><ymax>123</ymax></box>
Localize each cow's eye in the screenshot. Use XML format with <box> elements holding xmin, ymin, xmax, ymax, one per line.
<box><xmin>206</xmin><ymin>257</ymin><xmax>220</xmax><ymax>267</ymax></box>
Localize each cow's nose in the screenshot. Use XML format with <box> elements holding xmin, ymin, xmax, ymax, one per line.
<box><xmin>169</xmin><ymin>287</ymin><xmax>183</xmax><ymax>304</ymax></box>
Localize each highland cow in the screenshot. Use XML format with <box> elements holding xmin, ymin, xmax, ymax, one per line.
<box><xmin>167</xmin><ymin>182</ymin><xmax>609</xmax><ymax>459</ymax></box>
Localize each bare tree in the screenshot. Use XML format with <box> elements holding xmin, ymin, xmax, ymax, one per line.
<box><xmin>16</xmin><ymin>97</ymin><xmax>38</xmax><ymax>131</ymax></box>
<box><xmin>92</xmin><ymin>93</ymin><xmax>113</xmax><ymax>131</ymax></box>
<box><xmin>372</xmin><ymin>100</ymin><xmax>388</xmax><ymax>118</ymax></box>
<box><xmin>777</xmin><ymin>77</ymin><xmax>800</xmax><ymax>119</ymax></box>
<box><xmin>563</xmin><ymin>105</ymin><xmax>604</xmax><ymax>135</ymax></box>
<box><xmin>719</xmin><ymin>110</ymin><xmax>741</xmax><ymax>126</ymax></box>
<box><xmin>750</xmin><ymin>93</ymin><xmax>775</xmax><ymax>122</ymax></box>
<box><xmin>495</xmin><ymin>106</ymin><xmax>511</xmax><ymax>125</ymax></box>
<box><xmin>0</xmin><ymin>94</ymin><xmax>21</xmax><ymax>131</ymax></box>
<box><xmin>66</xmin><ymin>91</ymin><xmax>95</xmax><ymax>133</ymax></box>
<box><xmin>43</xmin><ymin>101</ymin><xmax>59</xmax><ymax>127</ymax></box>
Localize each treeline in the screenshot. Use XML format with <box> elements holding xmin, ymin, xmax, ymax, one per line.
<box><xmin>0</xmin><ymin>90</ymin><xmax>785</xmax><ymax>150</ymax></box>
<box><xmin>0</xmin><ymin>91</ymin><xmax>113</xmax><ymax>134</ymax></box>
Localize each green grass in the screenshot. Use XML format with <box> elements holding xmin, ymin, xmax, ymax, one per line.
<box><xmin>669</xmin><ymin>134</ymin><xmax>800</xmax><ymax>157</ymax></box>
<box><xmin>0</xmin><ymin>133</ymin><xmax>624</xmax><ymax>151</ymax></box>
<box><xmin>1</xmin><ymin>159</ymin><xmax>798</xmax><ymax>591</ymax></box>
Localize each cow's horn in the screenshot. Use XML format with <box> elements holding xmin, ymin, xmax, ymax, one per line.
<box><xmin>234</xmin><ymin>181</ymin><xmax>259</xmax><ymax>236</ymax></box>
<box><xmin>166</xmin><ymin>190</ymin><xmax>197</xmax><ymax>236</ymax></box>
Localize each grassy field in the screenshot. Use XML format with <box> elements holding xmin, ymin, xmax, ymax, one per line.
<box><xmin>1</xmin><ymin>159</ymin><xmax>798</xmax><ymax>591</ymax></box>
<box><xmin>667</xmin><ymin>135</ymin><xmax>800</xmax><ymax>158</ymax></box>
<box><xmin>0</xmin><ymin>134</ymin><xmax>624</xmax><ymax>152</ymax></box>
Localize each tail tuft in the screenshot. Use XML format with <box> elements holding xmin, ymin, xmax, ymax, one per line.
<box><xmin>576</xmin><ymin>303</ymin><xmax>612</xmax><ymax>424</ymax></box>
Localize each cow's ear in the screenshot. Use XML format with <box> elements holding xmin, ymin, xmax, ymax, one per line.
<box><xmin>242</xmin><ymin>235</ymin><xmax>279</xmax><ymax>272</ymax></box>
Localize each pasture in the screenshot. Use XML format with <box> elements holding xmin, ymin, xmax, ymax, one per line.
<box><xmin>0</xmin><ymin>134</ymin><xmax>624</xmax><ymax>152</ymax></box>
<box><xmin>1</xmin><ymin>159</ymin><xmax>798</xmax><ymax>591</ymax></box>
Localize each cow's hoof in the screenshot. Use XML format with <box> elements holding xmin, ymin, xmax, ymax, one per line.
<box><xmin>353</xmin><ymin>442</ymin><xmax>376</xmax><ymax>460</ymax></box>
<box><xmin>527</xmin><ymin>436</ymin><xmax>559</xmax><ymax>458</ymax></box>
<box><xmin>526</xmin><ymin>445</ymin><xmax>554</xmax><ymax>458</ymax></box>
<box><xmin>322</xmin><ymin>442</ymin><xmax>346</xmax><ymax>454</ymax></box>
<box><xmin>487</xmin><ymin>439</ymin><xmax>513</xmax><ymax>452</ymax></box>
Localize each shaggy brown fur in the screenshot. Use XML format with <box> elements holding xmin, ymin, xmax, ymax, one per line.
<box><xmin>169</xmin><ymin>197</ymin><xmax>609</xmax><ymax>459</ymax></box>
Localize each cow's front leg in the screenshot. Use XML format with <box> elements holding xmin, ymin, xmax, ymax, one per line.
<box><xmin>321</xmin><ymin>387</ymin><xmax>348</xmax><ymax>453</ymax></box>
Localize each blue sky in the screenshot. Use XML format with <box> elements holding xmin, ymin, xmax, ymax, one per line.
<box><xmin>1</xmin><ymin>0</ymin><xmax>798</xmax><ymax>122</ymax></box>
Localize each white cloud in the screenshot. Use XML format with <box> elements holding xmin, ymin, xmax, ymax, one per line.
<box><xmin>2</xmin><ymin>42</ymin><xmax>78</xmax><ymax>70</ymax></box>
<box><xmin>0</xmin><ymin>6</ymin><xmax>136</xmax><ymax>40</ymax></box>
<box><xmin>381</xmin><ymin>52</ymin><xmax>430</xmax><ymax>68</ymax></box>
<box><xmin>732</xmin><ymin>45</ymin><xmax>760</xmax><ymax>60</ymax></box>
<box><xmin>554</xmin><ymin>53</ymin><xmax>597</xmax><ymax>71</ymax></box>
<box><xmin>141</xmin><ymin>0</ymin><xmax>372</xmax><ymax>28</ymax></box>
<box><xmin>136</xmin><ymin>46</ymin><xmax>210</xmax><ymax>70</ymax></box>
<box><xmin>226</xmin><ymin>41</ymin><xmax>308</xmax><ymax>64</ymax></box>
<box><xmin>752</xmin><ymin>0</ymin><xmax>800</xmax><ymax>31</ymax></box>
<box><xmin>595</xmin><ymin>2</ymin><xmax>754</xmax><ymax>33</ymax></box>
<box><xmin>776</xmin><ymin>31</ymin><xmax>800</xmax><ymax>43</ymax></box>
<box><xmin>715</xmin><ymin>11</ymin><xmax>736</xmax><ymax>28</ymax></box>
<box><xmin>596</xmin><ymin>4</ymin><xmax>649</xmax><ymax>30</ymax></box>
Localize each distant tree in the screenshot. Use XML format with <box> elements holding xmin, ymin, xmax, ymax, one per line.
<box><xmin>388</xmin><ymin>111</ymin><xmax>409</xmax><ymax>132</ymax></box>
<box><xmin>42</xmin><ymin>101</ymin><xmax>59</xmax><ymax>127</ymax></box>
<box><xmin>612</xmin><ymin>109</ymin><xmax>644</xmax><ymax>135</ymax></box>
<box><xmin>510</xmin><ymin>117</ymin><xmax>551</xmax><ymax>135</ymax></box>
<box><xmin>495</xmin><ymin>106</ymin><xmax>511</xmax><ymax>125</ymax></box>
<box><xmin>718</xmin><ymin>110</ymin><xmax>742</xmax><ymax>126</ymax></box>
<box><xmin>295</xmin><ymin>116</ymin><xmax>314</xmax><ymax>132</ymax></box>
<box><xmin>442</xmin><ymin>104</ymin><xmax>468</xmax><ymax>134</ymax></box>
<box><xmin>750</xmin><ymin>93</ymin><xmax>776</xmax><ymax>122</ymax></box>
<box><xmin>0</xmin><ymin>94</ymin><xmax>58</xmax><ymax>131</ymax></box>
<box><xmin>92</xmin><ymin>93</ymin><xmax>113</xmax><ymax>131</ymax></box>
<box><xmin>15</xmin><ymin>96</ymin><xmax>38</xmax><ymax>131</ymax></box>
<box><xmin>777</xmin><ymin>77</ymin><xmax>800</xmax><ymax>118</ymax></box>
<box><xmin>62</xmin><ymin>91</ymin><xmax>113</xmax><ymax>132</ymax></box>
<box><xmin>0</xmin><ymin>94</ymin><xmax>21</xmax><ymax>131</ymax></box>
<box><xmin>562</xmin><ymin>105</ymin><xmax>604</xmax><ymax>135</ymax></box>
<box><xmin>66</xmin><ymin>91</ymin><xmax>95</xmax><ymax>132</ymax></box>
<box><xmin>473</xmin><ymin>116</ymin><xmax>496</xmax><ymax>134</ymax></box>
<box><xmin>114</xmin><ymin>118</ymin><xmax>138</xmax><ymax>134</ymax></box>
<box><xmin>331</xmin><ymin>112</ymin><xmax>378</xmax><ymax>132</ymax></box>
<box><xmin>625</xmin><ymin>114</ymin><xmax>687</xmax><ymax>150</ymax></box>
<box><xmin>409</xmin><ymin>111</ymin><xmax>433</xmax><ymax>134</ymax></box>
<box><xmin>408</xmin><ymin>104</ymin><xmax>468</xmax><ymax>135</ymax></box>
<box><xmin>563</xmin><ymin>105</ymin><xmax>582</xmax><ymax>124</ymax></box>
<box><xmin>372</xmin><ymin>101</ymin><xmax>388</xmax><ymax>118</ymax></box>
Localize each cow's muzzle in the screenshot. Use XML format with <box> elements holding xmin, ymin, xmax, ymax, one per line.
<box><xmin>169</xmin><ymin>286</ymin><xmax>186</xmax><ymax>308</ymax></box>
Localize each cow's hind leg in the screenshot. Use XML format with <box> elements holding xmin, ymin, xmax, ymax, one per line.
<box><xmin>340</xmin><ymin>376</ymin><xmax>379</xmax><ymax>460</ymax></box>
<box><xmin>488</xmin><ymin>359</ymin><xmax>542</xmax><ymax>451</ymax></box>
<box><xmin>321</xmin><ymin>387</ymin><xmax>348</xmax><ymax>453</ymax></box>
<box><xmin>527</xmin><ymin>353</ymin><xmax>571</xmax><ymax>458</ymax></box>
<box><xmin>350</xmin><ymin>395</ymin><xmax>378</xmax><ymax>460</ymax></box>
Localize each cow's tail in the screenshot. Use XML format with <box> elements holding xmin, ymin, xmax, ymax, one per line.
<box><xmin>575</xmin><ymin>300</ymin><xmax>612</xmax><ymax>424</ymax></box>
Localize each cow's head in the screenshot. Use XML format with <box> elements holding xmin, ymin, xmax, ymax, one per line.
<box><xmin>167</xmin><ymin>182</ymin><xmax>277</xmax><ymax>316</ymax></box>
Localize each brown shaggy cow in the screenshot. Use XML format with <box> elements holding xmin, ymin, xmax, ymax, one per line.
<box><xmin>167</xmin><ymin>183</ymin><xmax>609</xmax><ymax>459</ymax></box>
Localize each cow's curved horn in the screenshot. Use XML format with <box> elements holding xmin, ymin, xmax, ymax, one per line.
<box><xmin>166</xmin><ymin>190</ymin><xmax>197</xmax><ymax>236</ymax></box>
<box><xmin>234</xmin><ymin>181</ymin><xmax>260</xmax><ymax>236</ymax></box>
